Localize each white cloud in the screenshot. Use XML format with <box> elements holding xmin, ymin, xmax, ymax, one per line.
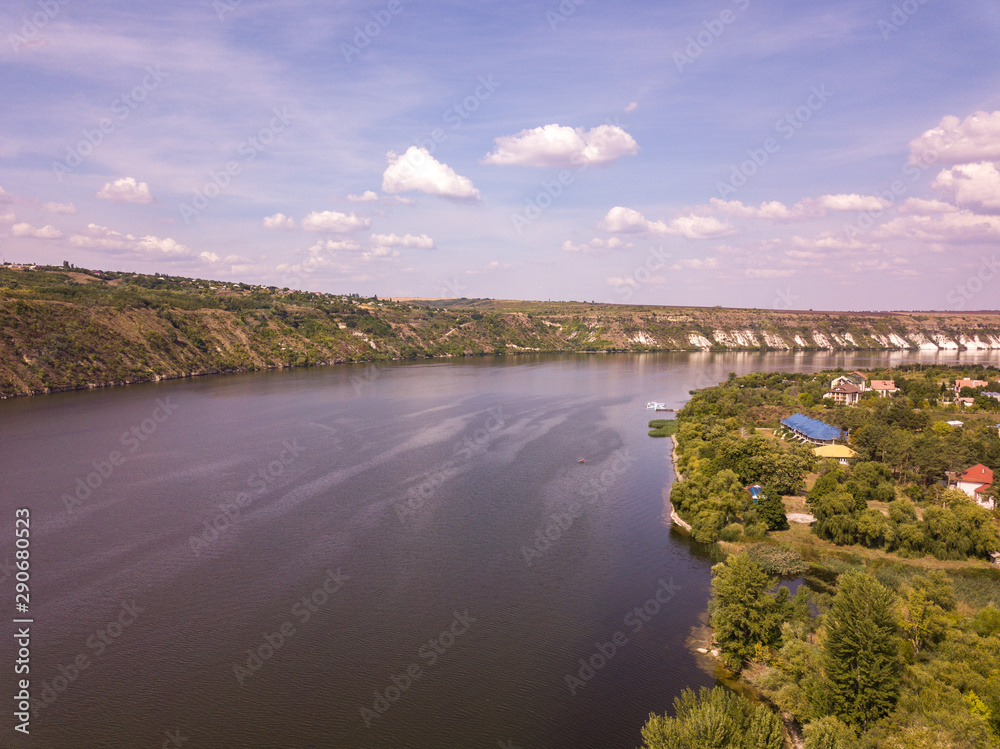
<box><xmin>909</xmin><ymin>110</ymin><xmax>1000</xmax><ymax>165</ymax></box>
<box><xmin>344</xmin><ymin>191</ymin><xmax>415</xmax><ymax>205</ymax></box>
<box><xmin>347</xmin><ymin>190</ymin><xmax>379</xmax><ymax>202</ymax></box>
<box><xmin>669</xmin><ymin>214</ymin><xmax>735</xmax><ymax>239</ymax></box>
<box><xmin>263</xmin><ymin>212</ymin><xmax>297</xmax><ymax>230</ymax></box>
<box><xmin>816</xmin><ymin>193</ymin><xmax>888</xmax><ymax>212</ymax></box>
<box><xmin>69</xmin><ymin>223</ymin><xmax>192</xmax><ymax>257</ymax></box>
<box><xmin>708</xmin><ymin>199</ymin><xmax>806</xmax><ymax>220</ymax></box>
<box><xmin>625</xmin><ymin>102</ymin><xmax>638</xmax><ymax>113</ymax></box>
<box><xmin>482</xmin><ymin>124</ymin><xmax>638</xmax><ymax>168</ymax></box>
<box><xmin>200</xmin><ymin>252</ymin><xmax>221</xmax><ymax>263</ymax></box>
<box><xmin>791</xmin><ymin>233</ymin><xmax>871</xmax><ymax>251</ymax></box>
<box><xmin>599</xmin><ymin>206</ymin><xmax>668</xmax><ymax>234</ymax></box>
<box><xmin>301</xmin><ymin>210</ymin><xmax>371</xmax><ymax>233</ymax></box>
<box><xmin>898</xmin><ymin>197</ymin><xmax>957</xmax><ymax>214</ymax></box>
<box><xmin>466</xmin><ymin>260</ymin><xmax>512</xmax><ymax>274</ymax></box>
<box><xmin>599</xmin><ymin>206</ymin><xmax>734</xmax><ymax>239</ymax></box>
<box><xmin>96</xmin><ymin>177</ymin><xmax>154</xmax><ymax>204</ymax></box>
<box><xmin>606</xmin><ymin>276</ymin><xmax>638</xmax><ymax>289</ymax></box>
<box><xmin>873</xmin><ymin>212</ymin><xmax>1000</xmax><ymax>243</ymax></box>
<box><xmin>0</xmin><ymin>211</ymin><xmax>15</xmax><ymax>223</ymax></box>
<box><xmin>11</xmin><ymin>222</ymin><xmax>62</xmax><ymax>239</ymax></box>
<box><xmin>382</xmin><ymin>147</ymin><xmax>481</xmax><ymax>200</ymax></box>
<box><xmin>562</xmin><ymin>237</ymin><xmax>631</xmax><ymax>253</ymax></box>
<box><xmin>668</xmin><ymin>257</ymin><xmax>720</xmax><ymax>270</ymax></box>
<box><xmin>932</xmin><ymin>161</ymin><xmax>1000</xmax><ymax>211</ymax></box>
<box><xmin>369</xmin><ymin>232</ymin><xmax>435</xmax><ymax>250</ymax></box>
<box><xmin>42</xmin><ymin>202</ymin><xmax>77</xmax><ymax>215</ymax></box>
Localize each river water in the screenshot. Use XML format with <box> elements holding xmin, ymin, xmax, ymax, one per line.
<box><xmin>2</xmin><ymin>350</ymin><xmax>998</xmax><ymax>748</ymax></box>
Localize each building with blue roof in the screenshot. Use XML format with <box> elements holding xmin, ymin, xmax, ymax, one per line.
<box><xmin>780</xmin><ymin>413</ymin><xmax>845</xmax><ymax>445</ymax></box>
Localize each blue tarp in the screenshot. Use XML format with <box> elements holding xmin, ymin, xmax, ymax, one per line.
<box><xmin>780</xmin><ymin>413</ymin><xmax>844</xmax><ymax>442</ymax></box>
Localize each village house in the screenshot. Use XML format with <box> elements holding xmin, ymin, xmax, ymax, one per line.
<box><xmin>831</xmin><ymin>372</ymin><xmax>868</xmax><ymax>391</ymax></box>
<box><xmin>780</xmin><ymin>413</ymin><xmax>845</xmax><ymax>446</ymax></box>
<box><xmin>950</xmin><ymin>464</ymin><xmax>995</xmax><ymax>510</ymax></box>
<box><xmin>869</xmin><ymin>380</ymin><xmax>899</xmax><ymax>397</ymax></box>
<box><xmin>957</xmin><ymin>397</ymin><xmax>977</xmax><ymax>408</ymax></box>
<box><xmin>954</xmin><ymin>378</ymin><xmax>990</xmax><ymax>395</ymax></box>
<box><xmin>813</xmin><ymin>444</ymin><xmax>859</xmax><ymax>466</ymax></box>
<box><xmin>823</xmin><ymin>382</ymin><xmax>862</xmax><ymax>406</ymax></box>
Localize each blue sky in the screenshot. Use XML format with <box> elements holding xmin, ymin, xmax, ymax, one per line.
<box><xmin>2</xmin><ymin>0</ymin><xmax>999</xmax><ymax>310</ymax></box>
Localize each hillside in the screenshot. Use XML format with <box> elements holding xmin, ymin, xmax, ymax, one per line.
<box><xmin>2</xmin><ymin>264</ymin><xmax>1000</xmax><ymax>398</ymax></box>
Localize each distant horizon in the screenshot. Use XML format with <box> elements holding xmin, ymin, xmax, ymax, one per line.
<box><xmin>5</xmin><ymin>260</ymin><xmax>1000</xmax><ymax>317</ymax></box>
<box><xmin>2</xmin><ymin>2</ymin><xmax>999</xmax><ymax>311</ymax></box>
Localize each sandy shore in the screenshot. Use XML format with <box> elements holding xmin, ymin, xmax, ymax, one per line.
<box><xmin>669</xmin><ymin>435</ymin><xmax>693</xmax><ymax>532</ymax></box>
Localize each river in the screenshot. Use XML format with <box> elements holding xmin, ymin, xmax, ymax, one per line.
<box><xmin>2</xmin><ymin>350</ymin><xmax>998</xmax><ymax>748</ymax></box>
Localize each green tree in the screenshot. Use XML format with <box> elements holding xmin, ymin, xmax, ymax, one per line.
<box><xmin>640</xmin><ymin>686</ymin><xmax>783</xmax><ymax>749</ymax></box>
<box><xmin>757</xmin><ymin>485</ymin><xmax>789</xmax><ymax>531</ymax></box>
<box><xmin>710</xmin><ymin>554</ymin><xmax>786</xmax><ymax>670</ymax></box>
<box><xmin>823</xmin><ymin>570</ymin><xmax>901</xmax><ymax>731</ymax></box>
<box><xmin>802</xmin><ymin>715</ymin><xmax>855</xmax><ymax>749</ymax></box>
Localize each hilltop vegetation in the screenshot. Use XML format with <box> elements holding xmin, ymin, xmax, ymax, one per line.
<box><xmin>2</xmin><ymin>263</ymin><xmax>1000</xmax><ymax>398</ymax></box>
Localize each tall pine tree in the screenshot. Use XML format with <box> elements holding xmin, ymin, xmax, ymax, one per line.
<box><xmin>823</xmin><ymin>570</ymin><xmax>901</xmax><ymax>731</ymax></box>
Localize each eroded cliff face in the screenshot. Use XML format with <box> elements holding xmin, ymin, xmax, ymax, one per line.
<box><xmin>2</xmin><ymin>267</ymin><xmax>998</xmax><ymax>398</ymax></box>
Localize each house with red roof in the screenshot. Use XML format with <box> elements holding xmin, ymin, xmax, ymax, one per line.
<box><xmin>823</xmin><ymin>382</ymin><xmax>862</xmax><ymax>406</ymax></box>
<box><xmin>954</xmin><ymin>464</ymin><xmax>995</xmax><ymax>509</ymax></box>
<box><xmin>954</xmin><ymin>379</ymin><xmax>990</xmax><ymax>395</ymax></box>
<box><xmin>869</xmin><ymin>380</ymin><xmax>899</xmax><ymax>397</ymax></box>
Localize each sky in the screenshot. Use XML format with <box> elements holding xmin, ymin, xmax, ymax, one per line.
<box><xmin>1</xmin><ymin>0</ymin><xmax>999</xmax><ymax>311</ymax></box>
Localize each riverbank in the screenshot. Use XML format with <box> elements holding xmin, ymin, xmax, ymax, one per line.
<box><xmin>668</xmin><ymin>435</ymin><xmax>693</xmax><ymax>532</ymax></box>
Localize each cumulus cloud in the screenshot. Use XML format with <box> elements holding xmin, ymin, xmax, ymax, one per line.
<box><xmin>96</xmin><ymin>177</ymin><xmax>154</xmax><ymax>204</ymax></box>
<box><xmin>909</xmin><ymin>110</ymin><xmax>1000</xmax><ymax>165</ymax></box>
<box><xmin>668</xmin><ymin>257</ymin><xmax>720</xmax><ymax>271</ymax></box>
<box><xmin>482</xmin><ymin>124</ymin><xmax>638</xmax><ymax>168</ymax></box>
<box><xmin>301</xmin><ymin>210</ymin><xmax>371</xmax><ymax>233</ymax></box>
<box><xmin>382</xmin><ymin>147</ymin><xmax>481</xmax><ymax>200</ymax></box>
<box><xmin>669</xmin><ymin>214</ymin><xmax>735</xmax><ymax>239</ymax></box>
<box><xmin>562</xmin><ymin>237</ymin><xmax>631</xmax><ymax>253</ymax></box>
<box><xmin>599</xmin><ymin>206</ymin><xmax>669</xmax><ymax>234</ymax></box>
<box><xmin>745</xmin><ymin>268</ymin><xmax>795</xmax><ymax>278</ymax></box>
<box><xmin>42</xmin><ymin>202</ymin><xmax>77</xmax><ymax>215</ymax></box>
<box><xmin>347</xmin><ymin>190</ymin><xmax>379</xmax><ymax>202</ymax></box>
<box><xmin>815</xmin><ymin>193</ymin><xmax>889</xmax><ymax>212</ymax></box>
<box><xmin>873</xmin><ymin>212</ymin><xmax>1000</xmax><ymax>243</ymax></box>
<box><xmin>708</xmin><ymin>199</ymin><xmax>806</xmax><ymax>220</ymax></box>
<box><xmin>898</xmin><ymin>197</ymin><xmax>957</xmax><ymax>214</ymax></box>
<box><xmin>599</xmin><ymin>206</ymin><xmax>734</xmax><ymax>239</ymax></box>
<box><xmin>369</xmin><ymin>232</ymin><xmax>435</xmax><ymax>250</ymax></box>
<box><xmin>11</xmin><ymin>222</ymin><xmax>62</xmax><ymax>239</ymax></box>
<box><xmin>69</xmin><ymin>224</ymin><xmax>192</xmax><ymax>257</ymax></box>
<box><xmin>466</xmin><ymin>260</ymin><xmax>512</xmax><ymax>274</ymax></box>
<box><xmin>791</xmin><ymin>233</ymin><xmax>871</xmax><ymax>251</ymax></box>
<box><xmin>933</xmin><ymin>162</ymin><xmax>1000</xmax><ymax>212</ymax></box>
<box><xmin>263</xmin><ymin>212</ymin><xmax>297</xmax><ymax>230</ymax></box>
<box><xmin>0</xmin><ymin>211</ymin><xmax>15</xmax><ymax>223</ymax></box>
<box><xmin>625</xmin><ymin>102</ymin><xmax>638</xmax><ymax>113</ymax></box>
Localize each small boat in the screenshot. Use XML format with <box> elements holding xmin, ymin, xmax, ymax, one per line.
<box><xmin>578</xmin><ymin>458</ymin><xmax>586</xmax><ymax>463</ymax></box>
<box><xmin>646</xmin><ymin>402</ymin><xmax>673</xmax><ymax>411</ymax></box>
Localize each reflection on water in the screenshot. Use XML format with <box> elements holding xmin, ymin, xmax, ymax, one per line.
<box><xmin>1</xmin><ymin>350</ymin><xmax>997</xmax><ymax>748</ymax></box>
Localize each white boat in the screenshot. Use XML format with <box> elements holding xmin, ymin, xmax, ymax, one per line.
<box><xmin>646</xmin><ymin>401</ymin><xmax>669</xmax><ymax>410</ymax></box>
